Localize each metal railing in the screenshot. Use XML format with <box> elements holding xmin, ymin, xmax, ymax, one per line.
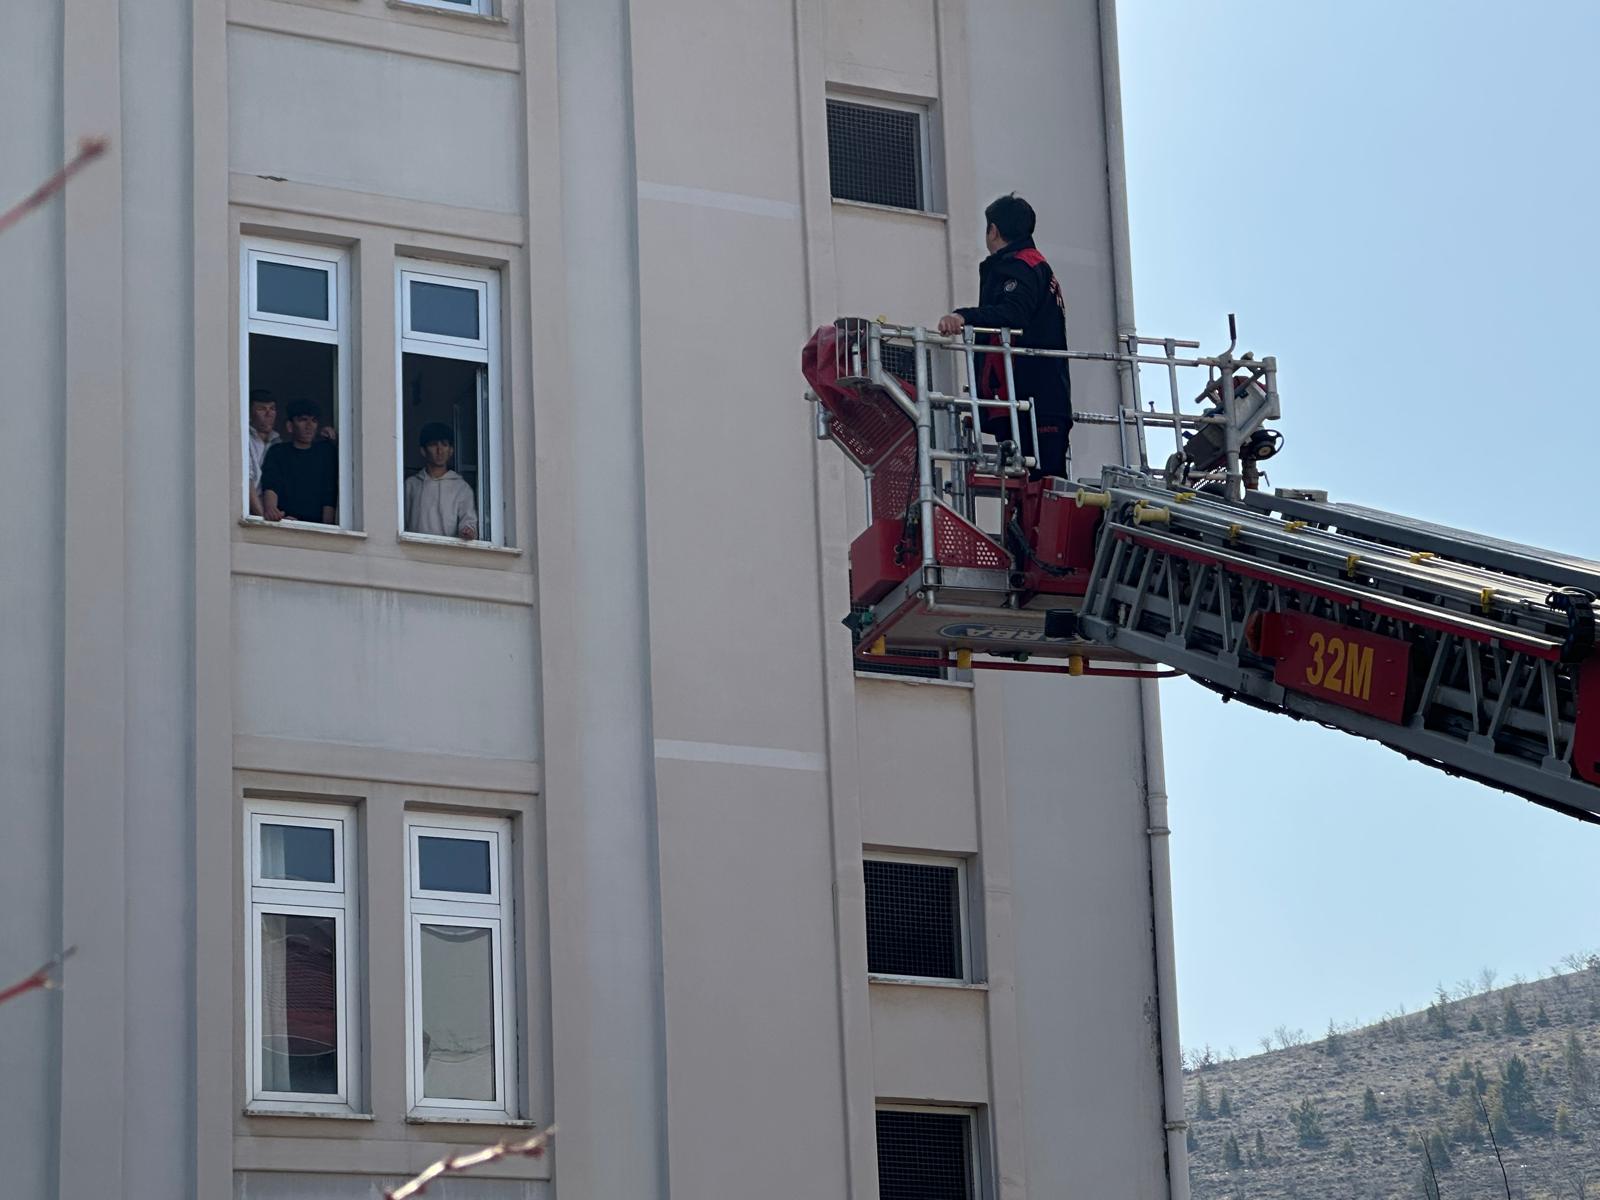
<box><xmin>815</xmin><ymin>316</ymin><xmax>1283</xmax><ymax>575</ymax></box>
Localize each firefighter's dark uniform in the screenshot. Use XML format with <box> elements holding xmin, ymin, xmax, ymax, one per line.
<box><xmin>954</xmin><ymin>236</ymin><xmax>1072</xmax><ymax>478</ymax></box>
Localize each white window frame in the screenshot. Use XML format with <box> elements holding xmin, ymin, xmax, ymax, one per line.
<box><xmin>875</xmin><ymin>1103</ymin><xmax>984</xmax><ymax>1200</ymax></box>
<box><xmin>862</xmin><ymin>851</ymin><xmax>971</xmax><ymax>984</ymax></box>
<box><xmin>243</xmin><ymin>800</ymin><xmax>360</xmax><ymax>1113</ymax></box>
<box><xmin>395</xmin><ymin>260</ymin><xmax>506</xmax><ymax>547</ymax></box>
<box><xmin>825</xmin><ymin>92</ymin><xmax>938</xmax><ymax>215</ymax></box>
<box><xmin>239</xmin><ymin>238</ymin><xmax>355</xmax><ymax>529</ymax></box>
<box><xmin>402</xmin><ymin>0</ymin><xmax>491</xmax><ymax>14</ymax></box>
<box><xmin>404</xmin><ymin>812</ymin><xmax>516</xmax><ymax>1118</ymax></box>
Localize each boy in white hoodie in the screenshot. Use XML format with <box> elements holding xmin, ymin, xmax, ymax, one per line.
<box><xmin>405</xmin><ymin>422</ymin><xmax>479</xmax><ymax>541</ymax></box>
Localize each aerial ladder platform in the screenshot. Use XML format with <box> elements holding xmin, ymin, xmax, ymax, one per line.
<box><xmin>801</xmin><ymin>318</ymin><xmax>1600</xmax><ymax>822</ymax></box>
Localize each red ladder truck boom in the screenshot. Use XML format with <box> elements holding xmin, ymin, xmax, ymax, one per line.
<box><xmin>801</xmin><ymin>318</ymin><xmax>1600</xmax><ymax>822</ymax></box>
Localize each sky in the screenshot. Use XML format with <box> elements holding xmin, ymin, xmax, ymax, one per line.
<box><xmin>1115</xmin><ymin>1</ymin><xmax>1600</xmax><ymax>1057</ymax></box>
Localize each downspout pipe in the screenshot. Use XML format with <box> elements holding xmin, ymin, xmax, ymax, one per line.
<box><xmin>1097</xmin><ymin>2</ymin><xmax>1191</xmax><ymax>1197</ymax></box>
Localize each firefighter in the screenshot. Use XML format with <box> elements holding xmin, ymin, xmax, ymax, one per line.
<box><xmin>938</xmin><ymin>193</ymin><xmax>1072</xmax><ymax>478</ymax></box>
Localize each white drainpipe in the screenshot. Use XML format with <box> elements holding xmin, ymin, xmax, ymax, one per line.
<box><xmin>1096</xmin><ymin>1</ymin><xmax>1192</xmax><ymax>1196</ymax></box>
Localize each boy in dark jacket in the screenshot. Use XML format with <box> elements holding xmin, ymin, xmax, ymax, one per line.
<box><xmin>938</xmin><ymin>193</ymin><xmax>1072</xmax><ymax>477</ymax></box>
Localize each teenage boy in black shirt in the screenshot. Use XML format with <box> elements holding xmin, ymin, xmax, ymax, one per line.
<box><xmin>259</xmin><ymin>399</ymin><xmax>338</xmax><ymax>524</ymax></box>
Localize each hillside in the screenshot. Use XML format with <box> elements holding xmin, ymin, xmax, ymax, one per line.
<box><xmin>1185</xmin><ymin>964</ymin><xmax>1600</xmax><ymax>1199</ymax></box>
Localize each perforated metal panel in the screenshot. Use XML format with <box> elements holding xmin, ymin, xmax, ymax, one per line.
<box><xmin>876</xmin><ymin>1109</ymin><xmax>973</xmax><ymax>1200</ymax></box>
<box><xmin>863</xmin><ymin>858</ymin><xmax>962</xmax><ymax>978</ymax></box>
<box><xmin>826</xmin><ymin>99</ymin><xmax>925</xmax><ymax>211</ymax></box>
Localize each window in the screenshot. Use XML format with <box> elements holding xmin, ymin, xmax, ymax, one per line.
<box><xmin>396</xmin><ymin>261</ymin><xmax>505</xmax><ymax>546</ymax></box>
<box><xmin>402</xmin><ymin>0</ymin><xmax>491</xmax><ymax>12</ymax></box>
<box><xmin>863</xmin><ymin>854</ymin><xmax>967</xmax><ymax>981</ymax></box>
<box><xmin>405</xmin><ymin>813</ymin><xmax>515</xmax><ymax>1115</ymax></box>
<box><xmin>245</xmin><ymin>802</ymin><xmax>359</xmax><ymax>1110</ymax></box>
<box><xmin>241</xmin><ymin>240</ymin><xmax>353</xmax><ymax>528</ymax></box>
<box><xmin>876</xmin><ymin>1106</ymin><xmax>979</xmax><ymax>1200</ymax></box>
<box><xmin>827</xmin><ymin>97</ymin><xmax>929</xmax><ymax>212</ymax></box>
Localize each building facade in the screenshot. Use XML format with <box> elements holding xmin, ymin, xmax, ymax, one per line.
<box><xmin>0</xmin><ymin>1</ymin><xmax>1184</xmax><ymax>1196</ymax></box>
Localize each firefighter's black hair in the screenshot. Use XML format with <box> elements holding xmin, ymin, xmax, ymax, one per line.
<box><xmin>984</xmin><ymin>193</ymin><xmax>1036</xmax><ymax>244</ymax></box>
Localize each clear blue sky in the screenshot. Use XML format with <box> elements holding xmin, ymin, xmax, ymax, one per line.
<box><xmin>1116</xmin><ymin>1</ymin><xmax>1600</xmax><ymax>1056</ymax></box>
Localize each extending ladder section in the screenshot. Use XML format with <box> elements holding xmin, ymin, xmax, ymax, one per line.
<box><xmin>1071</xmin><ymin>470</ymin><xmax>1600</xmax><ymax>821</ymax></box>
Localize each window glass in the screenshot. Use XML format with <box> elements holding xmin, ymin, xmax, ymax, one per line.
<box><xmin>257</xmin><ymin>260</ymin><xmax>330</xmax><ymax>322</ymax></box>
<box><xmin>864</xmin><ymin>858</ymin><xmax>963</xmax><ymax>979</ymax></box>
<box><xmin>419</xmin><ymin>835</ymin><xmax>492</xmax><ymax>894</ymax></box>
<box><xmin>259</xmin><ymin>823</ymin><xmax>336</xmax><ymax>884</ymax></box>
<box><xmin>419</xmin><ymin>924</ymin><xmax>497</xmax><ymax>1101</ymax></box>
<box><xmin>876</xmin><ymin>1109</ymin><xmax>972</xmax><ymax>1200</ymax></box>
<box><xmin>410</xmin><ymin>280</ymin><xmax>480</xmax><ymax>341</ymax></box>
<box><xmin>259</xmin><ymin>913</ymin><xmax>340</xmax><ymax>1095</ymax></box>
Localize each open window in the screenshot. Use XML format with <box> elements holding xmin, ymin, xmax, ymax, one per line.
<box><xmin>240</xmin><ymin>240</ymin><xmax>353</xmax><ymax>528</ymax></box>
<box><xmin>396</xmin><ymin>261</ymin><xmax>505</xmax><ymax>546</ymax></box>
<box><xmin>404</xmin><ymin>813</ymin><xmax>517</xmax><ymax>1116</ymax></box>
<box><xmin>244</xmin><ymin>801</ymin><xmax>360</xmax><ymax>1112</ymax></box>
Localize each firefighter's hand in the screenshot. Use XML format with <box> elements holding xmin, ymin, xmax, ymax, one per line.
<box><xmin>937</xmin><ymin>314</ymin><xmax>966</xmax><ymax>336</ymax></box>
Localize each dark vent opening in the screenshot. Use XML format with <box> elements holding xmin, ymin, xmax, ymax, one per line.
<box><xmin>827</xmin><ymin>99</ymin><xmax>924</xmax><ymax>211</ymax></box>
<box><xmin>876</xmin><ymin>1109</ymin><xmax>972</xmax><ymax>1200</ymax></box>
<box><xmin>864</xmin><ymin>858</ymin><xmax>962</xmax><ymax>979</ymax></box>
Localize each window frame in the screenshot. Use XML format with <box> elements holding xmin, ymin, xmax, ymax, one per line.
<box><xmin>394</xmin><ymin>258</ymin><xmax>507</xmax><ymax>548</ymax></box>
<box><xmin>825</xmin><ymin>92</ymin><xmax>937</xmax><ymax>214</ymax></box>
<box><xmin>243</xmin><ymin>799</ymin><xmax>360</xmax><ymax>1113</ymax></box>
<box><xmin>239</xmin><ymin>237</ymin><xmax>355</xmax><ymax>530</ymax></box>
<box><xmin>400</xmin><ymin>0</ymin><xmax>491</xmax><ymax>14</ymax></box>
<box><xmin>862</xmin><ymin>850</ymin><xmax>971</xmax><ymax>984</ymax></box>
<box><xmin>874</xmin><ymin>1103</ymin><xmax>984</xmax><ymax>1200</ymax></box>
<box><xmin>403</xmin><ymin>811</ymin><xmax>517</xmax><ymax>1118</ymax></box>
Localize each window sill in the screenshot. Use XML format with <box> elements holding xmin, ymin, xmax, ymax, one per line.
<box><xmin>868</xmin><ymin>974</ymin><xmax>988</xmax><ymax>991</ymax></box>
<box><xmin>854</xmin><ymin>670</ymin><xmax>974</xmax><ymax>690</ymax></box>
<box><xmin>406</xmin><ymin>1112</ymin><xmax>540</xmax><ymax>1127</ymax></box>
<box><xmin>831</xmin><ymin>198</ymin><xmax>949</xmax><ymax>222</ymax></box>
<box><xmin>240</xmin><ymin>516</ymin><xmax>367</xmax><ymax>540</ymax></box>
<box><xmin>243</xmin><ymin>1105</ymin><xmax>375</xmax><ymax>1120</ymax></box>
<box><xmin>398</xmin><ymin>531</ymin><xmax>522</xmax><ymax>556</ymax></box>
<box><xmin>385</xmin><ymin>0</ymin><xmax>509</xmax><ymax>24</ymax></box>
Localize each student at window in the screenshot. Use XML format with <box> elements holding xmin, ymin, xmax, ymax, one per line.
<box><xmin>247</xmin><ymin>389</ymin><xmax>281</xmax><ymax>517</ymax></box>
<box><xmin>259</xmin><ymin>399</ymin><xmax>338</xmax><ymax>525</ymax></box>
<box><xmin>404</xmin><ymin>422</ymin><xmax>478</xmax><ymax>541</ymax></box>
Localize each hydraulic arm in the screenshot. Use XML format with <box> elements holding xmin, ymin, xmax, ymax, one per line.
<box><xmin>801</xmin><ymin>318</ymin><xmax>1600</xmax><ymax>821</ymax></box>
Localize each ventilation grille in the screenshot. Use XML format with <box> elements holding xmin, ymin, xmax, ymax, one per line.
<box><xmin>854</xmin><ymin>628</ymin><xmax>945</xmax><ymax>680</ymax></box>
<box><xmin>827</xmin><ymin>99</ymin><xmax>924</xmax><ymax>211</ymax></box>
<box><xmin>879</xmin><ymin>342</ymin><xmax>917</xmax><ymax>384</ymax></box>
<box><xmin>876</xmin><ymin>1109</ymin><xmax>972</xmax><ymax>1200</ymax></box>
<box><xmin>864</xmin><ymin>858</ymin><xmax>962</xmax><ymax>978</ymax></box>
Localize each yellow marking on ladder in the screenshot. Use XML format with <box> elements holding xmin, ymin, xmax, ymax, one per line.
<box><xmin>1345</xmin><ymin>554</ymin><xmax>1361</xmax><ymax>578</ymax></box>
<box><xmin>1174</xmin><ymin>492</ymin><xmax>1197</xmax><ymax>503</ymax></box>
<box><xmin>956</xmin><ymin>649</ymin><xmax>973</xmax><ymax>670</ymax></box>
<box><xmin>1409</xmin><ymin>551</ymin><xmax>1437</xmax><ymax>564</ymax></box>
<box><xmin>1283</xmin><ymin>519</ymin><xmax>1308</xmax><ymax>532</ymax></box>
<box><xmin>1227</xmin><ymin>523</ymin><xmax>1242</xmax><ymax>542</ymax></box>
<box><xmin>1480</xmin><ymin>587</ymin><xmax>1496</xmax><ymax>613</ymax></box>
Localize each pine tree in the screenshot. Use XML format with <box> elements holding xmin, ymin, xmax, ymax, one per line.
<box><xmin>1557</xmin><ymin>1104</ymin><xmax>1575</xmax><ymax>1138</ymax></box>
<box><xmin>1426</xmin><ymin>1000</ymin><xmax>1455</xmax><ymax>1039</ymax></box>
<box><xmin>1223</xmin><ymin>1133</ymin><xmax>1242</xmax><ymax>1168</ymax></box>
<box><xmin>1566</xmin><ymin>1030</ymin><xmax>1592</xmax><ymax>1100</ymax></box>
<box><xmin>1536</xmin><ymin>1001</ymin><xmax>1552</xmax><ymax>1027</ymax></box>
<box><xmin>1504</xmin><ymin>997</ymin><xmax>1528</xmax><ymax>1036</ymax></box>
<box><xmin>1362</xmin><ymin>1086</ymin><xmax>1381</xmax><ymax>1121</ymax></box>
<box><xmin>1337</xmin><ymin>1137</ymin><xmax>1356</xmax><ymax>1165</ymax></box>
<box><xmin>1489</xmin><ymin>1093</ymin><xmax>1513</xmax><ymax>1144</ymax></box>
<box><xmin>1196</xmin><ymin>1077</ymin><xmax>1214</xmax><ymax>1120</ymax></box>
<box><xmin>1501</xmin><ymin>1055</ymin><xmax>1535</xmax><ymax>1125</ymax></box>
<box><xmin>1427</xmin><ymin>1130</ymin><xmax>1451</xmax><ymax>1169</ymax></box>
<box><xmin>1452</xmin><ymin>1092</ymin><xmax>1483</xmax><ymax>1144</ymax></box>
<box><xmin>1217</xmin><ymin>1087</ymin><xmax>1233</xmax><ymax>1118</ymax></box>
<box><xmin>1467</xmin><ymin>1012</ymin><xmax>1483</xmax><ymax>1032</ymax></box>
<box><xmin>1255</xmin><ymin>1128</ymin><xmax>1267</xmax><ymax>1161</ymax></box>
<box><xmin>1325</xmin><ymin>1019</ymin><xmax>1345</xmax><ymax>1057</ymax></box>
<box><xmin>1446</xmin><ymin>1073</ymin><xmax>1461</xmax><ymax>1097</ymax></box>
<box><xmin>1288</xmin><ymin>1097</ymin><xmax>1326</xmax><ymax>1147</ymax></box>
